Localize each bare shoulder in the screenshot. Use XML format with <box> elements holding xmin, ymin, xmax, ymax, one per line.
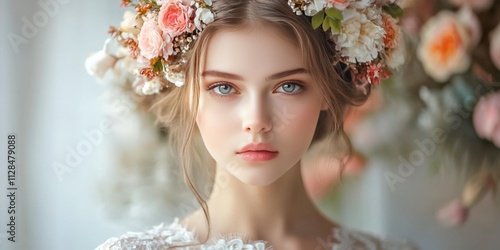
<box><xmin>94</xmin><ymin>219</ymin><xmax>197</xmax><ymax>250</ymax></box>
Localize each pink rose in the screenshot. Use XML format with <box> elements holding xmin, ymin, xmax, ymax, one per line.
<box><xmin>490</xmin><ymin>23</ymin><xmax>500</xmax><ymax>71</ymax></box>
<box><xmin>327</xmin><ymin>0</ymin><xmax>350</xmax><ymax>10</ymax></box>
<box><xmin>138</xmin><ymin>17</ymin><xmax>164</xmax><ymax>60</ymax></box>
<box><xmin>436</xmin><ymin>200</ymin><xmax>469</xmax><ymax>227</ymax></box>
<box><xmin>158</xmin><ymin>0</ymin><xmax>195</xmax><ymax>38</ymax></box>
<box><xmin>162</xmin><ymin>33</ymin><xmax>174</xmax><ymax>57</ymax></box>
<box><xmin>473</xmin><ymin>91</ymin><xmax>500</xmax><ymax>148</ymax></box>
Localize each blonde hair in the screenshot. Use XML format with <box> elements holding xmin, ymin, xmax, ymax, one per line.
<box><xmin>145</xmin><ymin>0</ymin><xmax>370</xmax><ymax>247</ymax></box>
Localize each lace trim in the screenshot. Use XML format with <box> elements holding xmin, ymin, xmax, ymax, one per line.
<box><xmin>95</xmin><ymin>218</ymin><xmax>419</xmax><ymax>250</ymax></box>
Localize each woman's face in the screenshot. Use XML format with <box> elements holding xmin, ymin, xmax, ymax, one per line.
<box><xmin>196</xmin><ymin>26</ymin><xmax>326</xmax><ymax>186</ymax></box>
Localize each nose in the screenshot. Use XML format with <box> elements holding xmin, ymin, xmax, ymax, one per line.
<box><xmin>241</xmin><ymin>95</ymin><xmax>273</xmax><ymax>133</ymax></box>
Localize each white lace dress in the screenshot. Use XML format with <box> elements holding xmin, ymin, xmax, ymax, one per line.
<box><xmin>95</xmin><ymin>218</ymin><xmax>419</xmax><ymax>250</ymax></box>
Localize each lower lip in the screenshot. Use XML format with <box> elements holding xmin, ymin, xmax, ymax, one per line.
<box><xmin>236</xmin><ymin>151</ymin><xmax>278</xmax><ymax>162</ymax></box>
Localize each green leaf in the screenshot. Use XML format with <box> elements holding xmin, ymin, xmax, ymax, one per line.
<box><xmin>382</xmin><ymin>3</ymin><xmax>403</xmax><ymax>18</ymax></box>
<box><xmin>330</xmin><ymin>18</ymin><xmax>341</xmax><ymax>34</ymax></box>
<box><xmin>325</xmin><ymin>7</ymin><xmax>342</xmax><ymax>20</ymax></box>
<box><xmin>312</xmin><ymin>10</ymin><xmax>325</xmax><ymax>29</ymax></box>
<box><xmin>153</xmin><ymin>59</ymin><xmax>163</xmax><ymax>72</ymax></box>
<box><xmin>322</xmin><ymin>17</ymin><xmax>330</xmax><ymax>32</ymax></box>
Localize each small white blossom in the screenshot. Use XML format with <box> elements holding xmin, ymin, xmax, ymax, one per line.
<box><xmin>194</xmin><ymin>7</ymin><xmax>215</xmax><ymax>30</ymax></box>
<box><xmin>120</xmin><ymin>11</ymin><xmax>143</xmax><ymax>35</ymax></box>
<box><xmin>165</xmin><ymin>69</ymin><xmax>185</xmax><ymax>87</ymax></box>
<box><xmin>141</xmin><ymin>77</ymin><xmax>163</xmax><ymax>95</ymax></box>
<box><xmin>305</xmin><ymin>0</ymin><xmax>326</xmax><ymax>16</ymax></box>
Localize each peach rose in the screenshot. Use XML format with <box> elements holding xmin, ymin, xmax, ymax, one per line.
<box><xmin>417</xmin><ymin>11</ymin><xmax>470</xmax><ymax>82</ymax></box>
<box><xmin>382</xmin><ymin>13</ymin><xmax>400</xmax><ymax>49</ymax></box>
<box><xmin>158</xmin><ymin>0</ymin><xmax>194</xmax><ymax>38</ymax></box>
<box><xmin>490</xmin><ymin>23</ymin><xmax>500</xmax><ymax>71</ymax></box>
<box><xmin>327</xmin><ymin>0</ymin><xmax>351</xmax><ymax>10</ymax></box>
<box><xmin>473</xmin><ymin>91</ymin><xmax>500</xmax><ymax>148</ymax></box>
<box><xmin>138</xmin><ymin>17</ymin><xmax>164</xmax><ymax>60</ymax></box>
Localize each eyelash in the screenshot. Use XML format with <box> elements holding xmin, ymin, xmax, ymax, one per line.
<box><xmin>206</xmin><ymin>81</ymin><xmax>305</xmax><ymax>98</ymax></box>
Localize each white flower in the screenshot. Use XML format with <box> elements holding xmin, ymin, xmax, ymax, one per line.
<box><xmin>348</xmin><ymin>0</ymin><xmax>374</xmax><ymax>9</ymax></box>
<box><xmin>164</xmin><ymin>67</ymin><xmax>185</xmax><ymax>87</ymax></box>
<box><xmin>120</xmin><ymin>11</ymin><xmax>143</xmax><ymax>35</ymax></box>
<box><xmin>85</xmin><ymin>38</ymin><xmax>118</xmax><ymax>79</ymax></box>
<box><xmin>141</xmin><ymin>77</ymin><xmax>163</xmax><ymax>95</ymax></box>
<box><xmin>194</xmin><ymin>7</ymin><xmax>215</xmax><ymax>30</ymax></box>
<box><xmin>305</xmin><ymin>0</ymin><xmax>327</xmax><ymax>16</ymax></box>
<box><xmin>332</xmin><ymin>7</ymin><xmax>385</xmax><ymax>63</ymax></box>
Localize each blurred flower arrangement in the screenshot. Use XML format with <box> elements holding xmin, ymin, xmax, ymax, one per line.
<box><xmin>343</xmin><ymin>0</ymin><xmax>500</xmax><ymax>227</ymax></box>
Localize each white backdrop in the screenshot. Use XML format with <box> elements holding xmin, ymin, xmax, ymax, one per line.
<box><xmin>1</xmin><ymin>1</ymin><xmax>499</xmax><ymax>250</ymax></box>
<box><xmin>1</xmin><ymin>1</ymin><xmax>131</xmax><ymax>249</ymax></box>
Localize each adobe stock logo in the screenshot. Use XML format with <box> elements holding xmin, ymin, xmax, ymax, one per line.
<box><xmin>7</xmin><ymin>0</ymin><xmax>70</xmax><ymax>53</ymax></box>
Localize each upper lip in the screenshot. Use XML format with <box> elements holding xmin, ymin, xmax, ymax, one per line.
<box><xmin>237</xmin><ymin>143</ymin><xmax>278</xmax><ymax>153</ymax></box>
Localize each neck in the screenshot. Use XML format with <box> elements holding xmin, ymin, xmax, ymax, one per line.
<box><xmin>199</xmin><ymin>160</ymin><xmax>331</xmax><ymax>240</ymax></box>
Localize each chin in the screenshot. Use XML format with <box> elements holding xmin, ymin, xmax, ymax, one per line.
<box><xmin>231</xmin><ymin>169</ymin><xmax>287</xmax><ymax>187</ymax></box>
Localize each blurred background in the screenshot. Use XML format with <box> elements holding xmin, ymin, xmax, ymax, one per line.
<box><xmin>1</xmin><ymin>0</ymin><xmax>499</xmax><ymax>250</ymax></box>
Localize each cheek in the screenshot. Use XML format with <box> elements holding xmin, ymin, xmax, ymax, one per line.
<box><xmin>196</xmin><ymin>98</ymin><xmax>238</xmax><ymax>152</ymax></box>
<box><xmin>276</xmin><ymin>100</ymin><xmax>322</xmax><ymax>135</ymax></box>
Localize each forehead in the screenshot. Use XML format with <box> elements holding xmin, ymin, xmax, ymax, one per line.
<box><xmin>203</xmin><ymin>27</ymin><xmax>304</xmax><ymax>78</ymax></box>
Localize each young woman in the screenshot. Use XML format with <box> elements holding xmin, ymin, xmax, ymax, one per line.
<box><xmin>88</xmin><ymin>0</ymin><xmax>416</xmax><ymax>249</ymax></box>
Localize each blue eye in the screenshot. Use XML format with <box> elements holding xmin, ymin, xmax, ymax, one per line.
<box><xmin>209</xmin><ymin>83</ymin><xmax>236</xmax><ymax>96</ymax></box>
<box><xmin>276</xmin><ymin>82</ymin><xmax>303</xmax><ymax>94</ymax></box>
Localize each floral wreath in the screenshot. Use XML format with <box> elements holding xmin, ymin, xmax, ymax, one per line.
<box><xmin>85</xmin><ymin>0</ymin><xmax>405</xmax><ymax>95</ymax></box>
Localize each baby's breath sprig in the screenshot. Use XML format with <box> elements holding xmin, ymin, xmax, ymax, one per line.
<box><xmin>287</xmin><ymin>0</ymin><xmax>311</xmax><ymax>15</ymax></box>
<box><xmin>107</xmin><ymin>26</ymin><xmax>141</xmax><ymax>59</ymax></box>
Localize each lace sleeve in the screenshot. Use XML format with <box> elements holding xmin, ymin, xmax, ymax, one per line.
<box><xmin>95</xmin><ymin>219</ymin><xmax>196</xmax><ymax>250</ymax></box>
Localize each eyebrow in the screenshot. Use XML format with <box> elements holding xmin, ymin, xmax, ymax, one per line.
<box><xmin>201</xmin><ymin>68</ymin><xmax>309</xmax><ymax>81</ymax></box>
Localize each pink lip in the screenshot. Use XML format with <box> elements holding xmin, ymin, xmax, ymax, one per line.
<box><xmin>236</xmin><ymin>143</ymin><xmax>278</xmax><ymax>162</ymax></box>
<box><xmin>237</xmin><ymin>143</ymin><xmax>278</xmax><ymax>154</ymax></box>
